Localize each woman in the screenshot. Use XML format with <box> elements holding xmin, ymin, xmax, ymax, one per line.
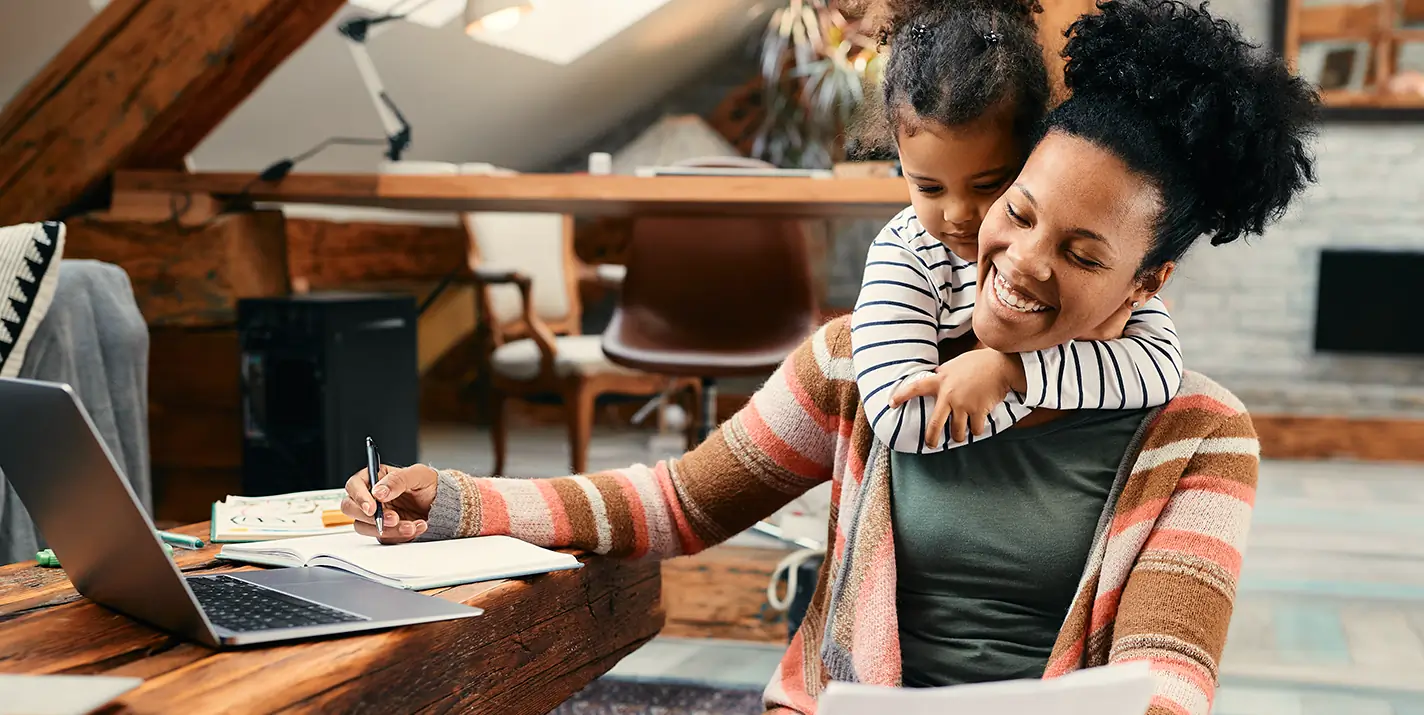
<box><xmin>341</xmin><ymin>2</ymin><xmax>1318</xmax><ymax>713</ymax></box>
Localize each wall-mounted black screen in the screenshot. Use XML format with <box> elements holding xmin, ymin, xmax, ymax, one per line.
<box><xmin>1314</xmin><ymin>248</ymin><xmax>1424</xmax><ymax>356</ymax></box>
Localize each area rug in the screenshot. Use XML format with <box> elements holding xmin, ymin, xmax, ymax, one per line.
<box><xmin>553</xmin><ymin>679</ymin><xmax>764</xmax><ymax>715</ymax></box>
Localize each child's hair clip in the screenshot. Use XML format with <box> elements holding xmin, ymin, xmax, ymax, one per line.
<box><xmin>983</xmin><ymin>31</ymin><xmax>1003</xmax><ymax>46</ymax></box>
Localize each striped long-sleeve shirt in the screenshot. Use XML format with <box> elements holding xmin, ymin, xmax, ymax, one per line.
<box><xmin>851</xmin><ymin>207</ymin><xmax>1184</xmax><ymax>453</ymax></box>
<box><xmin>421</xmin><ymin>316</ymin><xmax>1258</xmax><ymax>715</ymax></box>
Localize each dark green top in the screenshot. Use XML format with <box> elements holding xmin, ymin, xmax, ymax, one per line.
<box><xmin>891</xmin><ymin>408</ymin><xmax>1148</xmax><ymax>688</ymax></box>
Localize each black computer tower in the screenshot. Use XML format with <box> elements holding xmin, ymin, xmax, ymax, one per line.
<box><xmin>237</xmin><ymin>293</ymin><xmax>419</xmax><ymax>497</ymax></box>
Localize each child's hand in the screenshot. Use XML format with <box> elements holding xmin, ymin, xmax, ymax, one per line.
<box><xmin>889</xmin><ymin>351</ymin><xmax>1020</xmax><ymax>447</ymax></box>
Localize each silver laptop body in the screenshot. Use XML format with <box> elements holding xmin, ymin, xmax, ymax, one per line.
<box><xmin>0</xmin><ymin>378</ymin><xmax>480</xmax><ymax>647</ymax></box>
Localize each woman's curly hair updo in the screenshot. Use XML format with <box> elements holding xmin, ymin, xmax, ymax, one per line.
<box><xmin>1047</xmin><ymin>0</ymin><xmax>1320</xmax><ymax>269</ymax></box>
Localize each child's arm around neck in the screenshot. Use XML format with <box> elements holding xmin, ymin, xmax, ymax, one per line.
<box><xmin>1016</xmin><ymin>296</ymin><xmax>1184</xmax><ymax>411</ymax></box>
<box><xmin>850</xmin><ymin>208</ymin><xmax>1017</xmax><ymax>452</ymax></box>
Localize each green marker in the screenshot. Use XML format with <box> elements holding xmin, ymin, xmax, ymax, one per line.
<box><xmin>157</xmin><ymin>531</ymin><xmax>204</xmax><ymax>550</ymax></box>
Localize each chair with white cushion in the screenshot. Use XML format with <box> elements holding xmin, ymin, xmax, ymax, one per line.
<box><xmin>463</xmin><ymin>211</ymin><xmax>698</xmax><ymax>475</ymax></box>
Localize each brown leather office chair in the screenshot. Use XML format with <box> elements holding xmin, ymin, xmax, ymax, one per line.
<box><xmin>602</xmin><ymin>163</ymin><xmax>819</xmax><ymax>441</ymax></box>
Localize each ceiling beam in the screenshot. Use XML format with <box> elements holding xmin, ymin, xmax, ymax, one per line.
<box><xmin>0</xmin><ymin>0</ymin><xmax>346</xmax><ymax>225</ymax></box>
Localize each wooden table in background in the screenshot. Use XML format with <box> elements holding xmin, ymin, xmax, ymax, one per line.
<box><xmin>0</xmin><ymin>524</ymin><xmax>663</xmax><ymax>714</ymax></box>
<box><xmin>113</xmin><ymin>171</ymin><xmax>911</xmax><ymax>219</ymax></box>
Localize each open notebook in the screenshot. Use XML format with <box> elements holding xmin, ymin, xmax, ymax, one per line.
<box><xmin>217</xmin><ymin>533</ymin><xmax>582</xmax><ymax>590</ymax></box>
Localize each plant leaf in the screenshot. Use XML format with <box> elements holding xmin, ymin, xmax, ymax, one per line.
<box><xmin>802</xmin><ymin>5</ymin><xmax>823</xmax><ymax>53</ymax></box>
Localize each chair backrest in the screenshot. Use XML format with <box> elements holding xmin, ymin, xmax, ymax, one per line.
<box><xmin>619</xmin><ymin>215</ymin><xmax>816</xmax><ymax>348</ymax></box>
<box><xmin>606</xmin><ymin>158</ymin><xmax>818</xmax><ymax>375</ymax></box>
<box><xmin>464</xmin><ymin>212</ymin><xmax>581</xmax><ymax>336</ymax></box>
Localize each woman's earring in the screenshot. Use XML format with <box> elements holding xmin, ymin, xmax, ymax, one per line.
<box><xmin>1131</xmin><ymin>300</ymin><xmax>1140</xmax><ymax>308</ymax></box>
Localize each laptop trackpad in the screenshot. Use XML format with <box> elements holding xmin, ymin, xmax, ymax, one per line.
<box><xmin>234</xmin><ymin>566</ymin><xmax>363</xmax><ymax>587</ymax></box>
<box><xmin>230</xmin><ymin>567</ymin><xmax>478</xmax><ymax>620</ymax></box>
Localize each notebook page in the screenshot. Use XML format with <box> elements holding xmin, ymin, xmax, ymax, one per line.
<box><xmin>319</xmin><ymin>535</ymin><xmax>578</xmax><ymax>583</ymax></box>
<box><xmin>220</xmin><ymin>531</ymin><xmax>372</xmax><ymax>564</ymax></box>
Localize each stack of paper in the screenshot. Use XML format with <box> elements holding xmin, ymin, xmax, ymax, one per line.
<box><xmin>209</xmin><ymin>489</ymin><xmax>352</xmax><ymax>543</ymax></box>
<box><xmin>819</xmin><ymin>661</ymin><xmax>1155</xmax><ymax>715</ymax></box>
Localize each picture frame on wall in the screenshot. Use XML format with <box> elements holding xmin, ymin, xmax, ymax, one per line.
<box><xmin>1272</xmin><ymin>0</ymin><xmax>1424</xmax><ymax>120</ymax></box>
<box><xmin>1296</xmin><ymin>39</ymin><xmax>1373</xmax><ymax>91</ymax></box>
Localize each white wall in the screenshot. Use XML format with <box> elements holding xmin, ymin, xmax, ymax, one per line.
<box><xmin>0</xmin><ymin>0</ymin><xmax>763</xmax><ymax>173</ymax></box>
<box><xmin>0</xmin><ymin>0</ymin><xmax>98</xmax><ymax>104</ymax></box>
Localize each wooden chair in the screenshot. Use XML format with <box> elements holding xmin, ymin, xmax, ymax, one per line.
<box><xmin>601</xmin><ymin>158</ymin><xmax>819</xmax><ymax>443</ymax></box>
<box><xmin>461</xmin><ymin>210</ymin><xmax>699</xmax><ymax>475</ymax></box>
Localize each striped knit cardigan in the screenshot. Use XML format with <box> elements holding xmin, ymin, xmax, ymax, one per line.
<box><xmin>425</xmin><ymin>316</ymin><xmax>1259</xmax><ymax>715</ymax></box>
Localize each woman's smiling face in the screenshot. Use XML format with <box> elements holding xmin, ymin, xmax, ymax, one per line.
<box><xmin>972</xmin><ymin>131</ymin><xmax>1176</xmax><ymax>353</ymax></box>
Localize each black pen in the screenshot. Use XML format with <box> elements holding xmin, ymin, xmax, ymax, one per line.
<box><xmin>366</xmin><ymin>436</ymin><xmax>383</xmax><ymax>537</ymax></box>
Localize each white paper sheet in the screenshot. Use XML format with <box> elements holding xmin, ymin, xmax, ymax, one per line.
<box><xmin>819</xmin><ymin>662</ymin><xmax>1155</xmax><ymax>715</ymax></box>
<box><xmin>0</xmin><ymin>674</ymin><xmax>142</xmax><ymax>715</ymax></box>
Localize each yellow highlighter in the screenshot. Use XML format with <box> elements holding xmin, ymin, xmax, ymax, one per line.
<box><xmin>322</xmin><ymin>510</ymin><xmax>355</xmax><ymax>528</ymax></box>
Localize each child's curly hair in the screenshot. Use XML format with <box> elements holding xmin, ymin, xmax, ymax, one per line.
<box><xmin>851</xmin><ymin>0</ymin><xmax>1049</xmax><ymax>156</ymax></box>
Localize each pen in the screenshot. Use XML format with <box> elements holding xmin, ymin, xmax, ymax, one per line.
<box><xmin>158</xmin><ymin>531</ymin><xmax>204</xmax><ymax>550</ymax></box>
<box><xmin>367</xmin><ymin>436</ymin><xmax>383</xmax><ymax>537</ymax></box>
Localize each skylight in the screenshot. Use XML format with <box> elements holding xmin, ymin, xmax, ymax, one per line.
<box><xmin>465</xmin><ymin>0</ymin><xmax>673</xmax><ymax>65</ymax></box>
<box><xmin>347</xmin><ymin>0</ymin><xmax>674</xmax><ymax>65</ymax></box>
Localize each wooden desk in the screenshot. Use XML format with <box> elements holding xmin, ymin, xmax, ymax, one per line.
<box><xmin>113</xmin><ymin>170</ymin><xmax>910</xmax><ymax>218</ymax></box>
<box><xmin>0</xmin><ymin>524</ymin><xmax>663</xmax><ymax>714</ymax></box>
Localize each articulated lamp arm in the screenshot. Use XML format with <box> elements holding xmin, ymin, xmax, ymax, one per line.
<box><xmin>337</xmin><ymin>15</ymin><xmax>412</xmax><ymax>162</ymax></box>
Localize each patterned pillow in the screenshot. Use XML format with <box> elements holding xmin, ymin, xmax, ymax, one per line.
<box><xmin>0</xmin><ymin>221</ymin><xmax>65</xmax><ymax>378</ymax></box>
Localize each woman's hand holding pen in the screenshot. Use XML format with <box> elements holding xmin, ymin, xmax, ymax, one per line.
<box><xmin>341</xmin><ymin>464</ymin><xmax>439</xmax><ymax>544</ymax></box>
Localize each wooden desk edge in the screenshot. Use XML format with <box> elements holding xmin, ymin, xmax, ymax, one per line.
<box><xmin>0</xmin><ymin>524</ymin><xmax>665</xmax><ymax>714</ymax></box>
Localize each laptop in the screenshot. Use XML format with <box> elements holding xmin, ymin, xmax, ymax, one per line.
<box><xmin>0</xmin><ymin>378</ymin><xmax>481</xmax><ymax>648</ymax></box>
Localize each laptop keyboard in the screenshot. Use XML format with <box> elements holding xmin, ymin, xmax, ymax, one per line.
<box><xmin>187</xmin><ymin>574</ymin><xmax>368</xmax><ymax>632</ymax></box>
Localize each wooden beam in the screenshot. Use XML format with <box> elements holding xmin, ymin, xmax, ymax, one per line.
<box><xmin>0</xmin><ymin>0</ymin><xmax>346</xmax><ymax>224</ymax></box>
<box><xmin>113</xmin><ymin>171</ymin><xmax>913</xmax><ymax>218</ymax></box>
<box><xmin>64</xmin><ymin>211</ymin><xmax>290</xmax><ymax>326</ymax></box>
<box><xmin>285</xmin><ymin>218</ymin><xmax>469</xmax><ymax>290</ymax></box>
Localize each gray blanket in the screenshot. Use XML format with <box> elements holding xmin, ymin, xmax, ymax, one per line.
<box><xmin>0</xmin><ymin>260</ymin><xmax>151</xmax><ymax>564</ymax></box>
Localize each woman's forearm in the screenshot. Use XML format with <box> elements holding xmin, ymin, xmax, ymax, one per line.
<box><xmin>421</xmin><ymin>332</ymin><xmax>843</xmax><ymax>558</ymax></box>
<box><xmin>425</xmin><ymin>461</ymin><xmax>711</xmax><ymax>558</ymax></box>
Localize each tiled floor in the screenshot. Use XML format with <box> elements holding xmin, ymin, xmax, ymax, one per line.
<box><xmin>1214</xmin><ymin>459</ymin><xmax>1424</xmax><ymax>714</ymax></box>
<box><xmin>421</xmin><ymin>426</ymin><xmax>1424</xmax><ymax>714</ymax></box>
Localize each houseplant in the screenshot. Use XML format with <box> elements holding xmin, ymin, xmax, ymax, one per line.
<box><xmin>754</xmin><ymin>0</ymin><xmax>882</xmax><ymax>169</ymax></box>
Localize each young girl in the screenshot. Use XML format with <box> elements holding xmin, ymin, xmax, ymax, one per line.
<box><xmin>850</xmin><ymin>0</ymin><xmax>1183</xmax><ymax>452</ymax></box>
